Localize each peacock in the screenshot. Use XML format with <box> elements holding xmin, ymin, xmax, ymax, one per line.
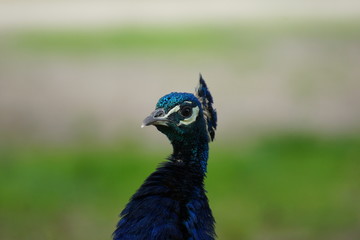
<box><xmin>113</xmin><ymin>75</ymin><xmax>217</xmax><ymax>240</ymax></box>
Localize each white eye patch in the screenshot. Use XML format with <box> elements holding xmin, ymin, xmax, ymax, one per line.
<box><xmin>163</xmin><ymin>105</ymin><xmax>180</xmax><ymax>118</ymax></box>
<box><xmin>178</xmin><ymin>106</ymin><xmax>199</xmax><ymax>126</ymax></box>
<box><xmin>163</xmin><ymin>104</ymin><xmax>199</xmax><ymax>126</ymax></box>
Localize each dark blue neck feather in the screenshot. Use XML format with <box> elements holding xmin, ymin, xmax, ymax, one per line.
<box><xmin>156</xmin><ymin>120</ymin><xmax>210</xmax><ymax>174</ymax></box>
<box><xmin>170</xmin><ymin>138</ymin><xmax>209</xmax><ymax>175</ymax></box>
<box><xmin>113</xmin><ymin>138</ymin><xmax>215</xmax><ymax>239</ymax></box>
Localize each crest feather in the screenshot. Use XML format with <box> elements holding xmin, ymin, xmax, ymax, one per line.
<box><xmin>195</xmin><ymin>74</ymin><xmax>217</xmax><ymax>141</ymax></box>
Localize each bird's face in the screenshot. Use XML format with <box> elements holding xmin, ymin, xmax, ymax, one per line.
<box><xmin>142</xmin><ymin>92</ymin><xmax>208</xmax><ymax>142</ymax></box>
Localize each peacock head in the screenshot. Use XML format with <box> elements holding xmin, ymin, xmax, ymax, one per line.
<box><xmin>142</xmin><ymin>75</ymin><xmax>217</xmax><ymax>145</ymax></box>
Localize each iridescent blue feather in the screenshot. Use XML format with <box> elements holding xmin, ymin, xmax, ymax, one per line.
<box><xmin>113</xmin><ymin>75</ymin><xmax>217</xmax><ymax>240</ymax></box>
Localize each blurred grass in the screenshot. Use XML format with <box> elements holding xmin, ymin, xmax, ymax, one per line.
<box><xmin>3</xmin><ymin>20</ymin><xmax>360</xmax><ymax>58</ymax></box>
<box><xmin>0</xmin><ymin>134</ymin><xmax>359</xmax><ymax>240</ymax></box>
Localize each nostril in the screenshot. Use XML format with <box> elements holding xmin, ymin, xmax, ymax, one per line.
<box><xmin>154</xmin><ymin>109</ymin><xmax>165</xmax><ymax>118</ymax></box>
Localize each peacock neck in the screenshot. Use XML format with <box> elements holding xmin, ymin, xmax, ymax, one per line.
<box><xmin>170</xmin><ymin>139</ymin><xmax>209</xmax><ymax>175</ymax></box>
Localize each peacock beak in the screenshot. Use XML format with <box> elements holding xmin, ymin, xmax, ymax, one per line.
<box><xmin>141</xmin><ymin>108</ymin><xmax>168</xmax><ymax>128</ymax></box>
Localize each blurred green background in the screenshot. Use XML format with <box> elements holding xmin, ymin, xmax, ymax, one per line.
<box><xmin>0</xmin><ymin>1</ymin><xmax>360</xmax><ymax>240</ymax></box>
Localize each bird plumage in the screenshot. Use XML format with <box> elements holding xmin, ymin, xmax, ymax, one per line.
<box><xmin>113</xmin><ymin>75</ymin><xmax>217</xmax><ymax>240</ymax></box>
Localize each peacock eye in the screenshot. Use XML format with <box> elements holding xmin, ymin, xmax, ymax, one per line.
<box><xmin>180</xmin><ymin>106</ymin><xmax>193</xmax><ymax>118</ymax></box>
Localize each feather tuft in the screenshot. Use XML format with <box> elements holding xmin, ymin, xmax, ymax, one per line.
<box><xmin>195</xmin><ymin>74</ymin><xmax>217</xmax><ymax>141</ymax></box>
